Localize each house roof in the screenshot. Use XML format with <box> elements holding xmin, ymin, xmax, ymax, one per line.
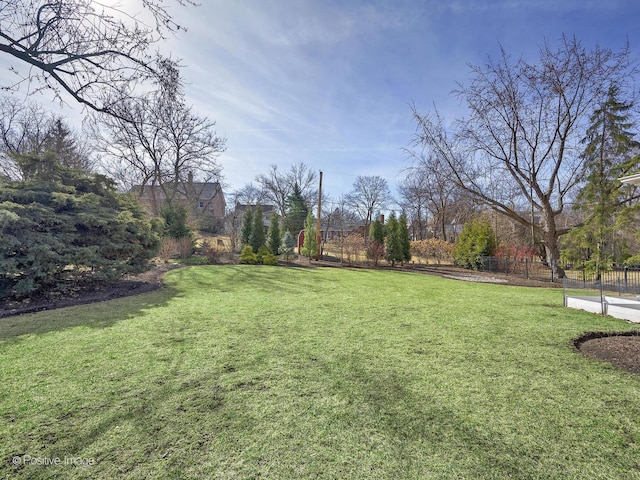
<box><xmin>234</xmin><ymin>203</ymin><xmax>276</xmax><ymax>214</ymax></box>
<box><xmin>131</xmin><ymin>181</ymin><xmax>223</xmax><ymax>200</ymax></box>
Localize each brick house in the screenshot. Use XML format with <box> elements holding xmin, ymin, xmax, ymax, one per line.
<box><xmin>130</xmin><ymin>178</ymin><xmax>226</xmax><ymax>231</ymax></box>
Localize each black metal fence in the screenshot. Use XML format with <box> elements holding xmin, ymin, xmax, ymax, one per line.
<box><xmin>477</xmin><ymin>256</ymin><xmax>560</xmax><ymax>283</ymax></box>
<box><xmin>475</xmin><ymin>257</ymin><xmax>640</xmax><ymax>292</ymax></box>
<box><xmin>562</xmin><ymin>264</ymin><xmax>640</xmax><ymax>296</ymax></box>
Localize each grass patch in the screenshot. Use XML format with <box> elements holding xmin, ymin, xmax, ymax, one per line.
<box><xmin>2</xmin><ymin>266</ymin><xmax>640</xmax><ymax>479</ymax></box>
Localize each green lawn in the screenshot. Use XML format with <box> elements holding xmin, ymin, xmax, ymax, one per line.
<box><xmin>2</xmin><ymin>266</ymin><xmax>640</xmax><ymax>479</ymax></box>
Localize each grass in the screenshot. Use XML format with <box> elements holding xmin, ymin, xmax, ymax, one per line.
<box><xmin>1</xmin><ymin>265</ymin><xmax>640</xmax><ymax>479</ymax></box>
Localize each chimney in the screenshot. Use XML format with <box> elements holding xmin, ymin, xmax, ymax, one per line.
<box><xmin>379</xmin><ymin>214</ymin><xmax>385</xmax><ymax>224</ymax></box>
<box><xmin>187</xmin><ymin>171</ymin><xmax>193</xmax><ymax>184</ymax></box>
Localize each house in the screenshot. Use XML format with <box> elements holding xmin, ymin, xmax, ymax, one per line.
<box><xmin>233</xmin><ymin>203</ymin><xmax>278</xmax><ymax>231</ymax></box>
<box><xmin>130</xmin><ymin>178</ymin><xmax>226</xmax><ymax>229</ymax></box>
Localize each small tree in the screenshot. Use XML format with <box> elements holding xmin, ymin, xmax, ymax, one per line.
<box><xmin>367</xmin><ymin>218</ymin><xmax>385</xmax><ymax>266</ymax></box>
<box><xmin>239</xmin><ymin>245</ymin><xmax>257</xmax><ymax>264</ymax></box>
<box><xmin>343</xmin><ymin>233</ymin><xmax>365</xmax><ymax>265</ymax></box>
<box><xmin>398</xmin><ymin>212</ymin><xmax>411</xmax><ymax>264</ymax></box>
<box><xmin>249</xmin><ymin>205</ymin><xmax>266</xmax><ymax>253</ymax></box>
<box><xmin>240</xmin><ymin>207</ymin><xmax>253</xmax><ymax>247</ymax></box>
<box><xmin>279</xmin><ymin>230</ymin><xmax>295</xmax><ymax>261</ymax></box>
<box><xmin>453</xmin><ymin>218</ymin><xmax>496</xmax><ymax>270</ymax></box>
<box><xmin>267</xmin><ymin>212</ymin><xmax>281</xmax><ymax>255</ymax></box>
<box><xmin>160</xmin><ymin>202</ymin><xmax>192</xmax><ymax>240</ymax></box>
<box><xmin>301</xmin><ymin>212</ymin><xmax>317</xmax><ymax>261</ymax></box>
<box><xmin>385</xmin><ymin>212</ymin><xmax>402</xmax><ymax>266</ymax></box>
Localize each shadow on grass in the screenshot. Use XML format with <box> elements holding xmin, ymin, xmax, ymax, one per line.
<box><xmin>0</xmin><ymin>285</ymin><xmax>179</xmax><ymax>342</ymax></box>
<box><xmin>331</xmin><ymin>356</ymin><xmax>529</xmax><ymax>477</ymax></box>
<box><xmin>187</xmin><ymin>264</ymin><xmax>321</xmax><ymax>294</ymax></box>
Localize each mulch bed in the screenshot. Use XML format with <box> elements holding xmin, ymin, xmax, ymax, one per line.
<box><xmin>0</xmin><ymin>263</ymin><xmax>181</xmax><ymax>319</ymax></box>
<box><xmin>574</xmin><ymin>331</ymin><xmax>640</xmax><ymax>375</ymax></box>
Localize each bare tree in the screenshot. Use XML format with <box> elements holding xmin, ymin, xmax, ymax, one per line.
<box><xmin>398</xmin><ymin>168</ymin><xmax>431</xmax><ymax>240</ymax></box>
<box><xmin>91</xmin><ymin>60</ymin><xmax>225</xmax><ymax>210</ymax></box>
<box><xmin>345</xmin><ymin>175</ymin><xmax>392</xmax><ymax>232</ymax></box>
<box><xmin>0</xmin><ymin>0</ymin><xmax>195</xmax><ymax>117</ymax></box>
<box><xmin>411</xmin><ymin>36</ymin><xmax>638</xmax><ymax>277</ymax></box>
<box><xmin>0</xmin><ymin>97</ymin><xmax>92</xmax><ymax>178</ymax></box>
<box><xmin>256</xmin><ymin>162</ymin><xmax>318</xmax><ymax>216</ymax></box>
<box><xmin>231</xmin><ymin>182</ymin><xmax>267</xmax><ymax>207</ymax></box>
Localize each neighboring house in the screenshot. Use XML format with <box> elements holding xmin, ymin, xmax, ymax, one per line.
<box><xmin>130</xmin><ymin>178</ymin><xmax>226</xmax><ymax>229</ymax></box>
<box><xmin>233</xmin><ymin>203</ymin><xmax>278</xmax><ymax>231</ymax></box>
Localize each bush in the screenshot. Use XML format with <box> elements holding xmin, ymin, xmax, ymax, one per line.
<box><xmin>256</xmin><ymin>246</ymin><xmax>270</xmax><ymax>264</ymax></box>
<box><xmin>158</xmin><ymin>237</ymin><xmax>179</xmax><ymax>262</ymax></box>
<box><xmin>200</xmin><ymin>238</ymin><xmax>227</xmax><ymax>264</ymax></box>
<box><xmin>239</xmin><ymin>245</ymin><xmax>257</xmax><ymax>264</ymax></box>
<box><xmin>176</xmin><ymin>237</ymin><xmax>194</xmax><ymax>259</ymax></box>
<box><xmin>453</xmin><ymin>218</ymin><xmax>496</xmax><ymax>270</ymax></box>
<box><xmin>262</xmin><ymin>253</ymin><xmax>278</xmax><ymax>266</ymax></box>
<box><xmin>343</xmin><ymin>233</ymin><xmax>365</xmax><ymax>265</ymax></box>
<box><xmin>0</xmin><ymin>169</ymin><xmax>161</xmax><ymax>300</ymax></box>
<box><xmin>411</xmin><ymin>238</ymin><xmax>454</xmax><ymax>265</ymax></box>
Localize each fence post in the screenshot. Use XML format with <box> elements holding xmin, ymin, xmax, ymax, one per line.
<box><xmin>624</xmin><ymin>265</ymin><xmax>628</xmax><ymax>293</ymax></box>
<box><xmin>551</xmin><ymin>260</ymin><xmax>554</xmax><ymax>283</ymax></box>
<box><xmin>525</xmin><ymin>259</ymin><xmax>529</xmax><ymax>280</ymax></box>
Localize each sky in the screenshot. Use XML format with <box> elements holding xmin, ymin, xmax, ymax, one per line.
<box><xmin>4</xmin><ymin>0</ymin><xmax>640</xmax><ymax>202</ymax></box>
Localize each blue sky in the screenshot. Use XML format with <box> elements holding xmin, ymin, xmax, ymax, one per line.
<box><xmin>162</xmin><ymin>0</ymin><xmax>640</xmax><ymax>200</ymax></box>
<box><xmin>5</xmin><ymin>1</ymin><xmax>640</xmax><ymax>201</ymax></box>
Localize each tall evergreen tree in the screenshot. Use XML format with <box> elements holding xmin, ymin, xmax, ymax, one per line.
<box><xmin>240</xmin><ymin>207</ymin><xmax>253</xmax><ymax>247</ymax></box>
<box><xmin>301</xmin><ymin>211</ymin><xmax>317</xmax><ymax>261</ymax></box>
<box><xmin>385</xmin><ymin>212</ymin><xmax>401</xmax><ymax>266</ymax></box>
<box><xmin>267</xmin><ymin>212</ymin><xmax>281</xmax><ymax>255</ymax></box>
<box><xmin>565</xmin><ymin>85</ymin><xmax>640</xmax><ymax>272</ymax></box>
<box><xmin>249</xmin><ymin>204</ymin><xmax>266</xmax><ymax>253</ymax></box>
<box><xmin>284</xmin><ymin>183</ymin><xmax>308</xmax><ymax>235</ymax></box>
<box><xmin>398</xmin><ymin>212</ymin><xmax>412</xmax><ymax>263</ymax></box>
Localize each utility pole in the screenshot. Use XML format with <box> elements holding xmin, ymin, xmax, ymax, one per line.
<box><xmin>316</xmin><ymin>171</ymin><xmax>323</xmax><ymax>260</ymax></box>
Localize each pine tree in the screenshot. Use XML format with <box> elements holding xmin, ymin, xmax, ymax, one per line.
<box><xmin>398</xmin><ymin>212</ymin><xmax>412</xmax><ymax>263</ymax></box>
<box><xmin>267</xmin><ymin>212</ymin><xmax>281</xmax><ymax>255</ymax></box>
<box><xmin>452</xmin><ymin>218</ymin><xmax>496</xmax><ymax>270</ymax></box>
<box><xmin>240</xmin><ymin>207</ymin><xmax>253</xmax><ymax>247</ymax></box>
<box><xmin>565</xmin><ymin>85</ymin><xmax>640</xmax><ymax>273</ymax></box>
<box><xmin>301</xmin><ymin>211</ymin><xmax>317</xmax><ymax>261</ymax></box>
<box><xmin>385</xmin><ymin>212</ymin><xmax>401</xmax><ymax>266</ymax></box>
<box><xmin>284</xmin><ymin>183</ymin><xmax>308</xmax><ymax>235</ymax></box>
<box><xmin>279</xmin><ymin>230</ymin><xmax>295</xmax><ymax>261</ymax></box>
<box><xmin>249</xmin><ymin>205</ymin><xmax>266</xmax><ymax>253</ymax></box>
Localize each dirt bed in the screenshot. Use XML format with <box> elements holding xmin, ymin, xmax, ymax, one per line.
<box><xmin>576</xmin><ymin>332</ymin><xmax>640</xmax><ymax>375</ymax></box>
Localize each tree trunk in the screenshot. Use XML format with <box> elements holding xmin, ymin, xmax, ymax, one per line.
<box><xmin>540</xmin><ymin>204</ymin><xmax>565</xmax><ymax>279</ymax></box>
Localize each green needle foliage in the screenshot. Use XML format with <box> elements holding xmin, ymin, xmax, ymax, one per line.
<box><xmin>249</xmin><ymin>205</ymin><xmax>266</xmax><ymax>253</ymax></box>
<box><xmin>453</xmin><ymin>217</ymin><xmax>496</xmax><ymax>269</ymax></box>
<box><xmin>0</xmin><ymin>159</ymin><xmax>160</xmax><ymax>300</ymax></box>
<box><xmin>279</xmin><ymin>230</ymin><xmax>295</xmax><ymax>260</ymax></box>
<box><xmin>301</xmin><ymin>211</ymin><xmax>317</xmax><ymax>260</ymax></box>
<box><xmin>563</xmin><ymin>85</ymin><xmax>640</xmax><ymax>272</ymax></box>
<box><xmin>267</xmin><ymin>212</ymin><xmax>281</xmax><ymax>255</ymax></box>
